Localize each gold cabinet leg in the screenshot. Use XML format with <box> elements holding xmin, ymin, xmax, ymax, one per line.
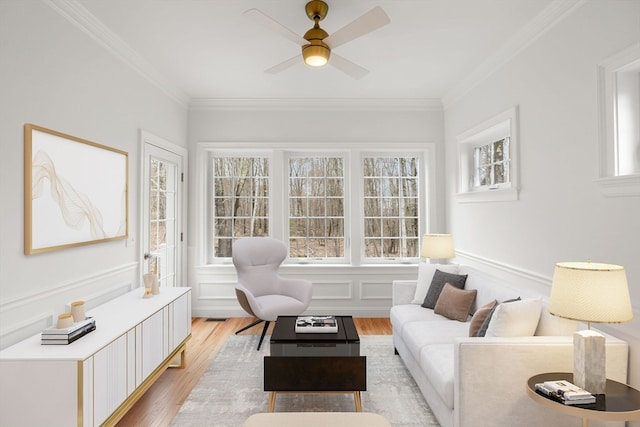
<box><xmin>354</xmin><ymin>391</ymin><xmax>362</xmax><ymax>412</ymax></box>
<box><xmin>268</xmin><ymin>392</ymin><xmax>277</xmax><ymax>412</ymax></box>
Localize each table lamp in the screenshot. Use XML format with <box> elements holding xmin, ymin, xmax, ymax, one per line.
<box><xmin>420</xmin><ymin>234</ymin><xmax>454</xmax><ymax>263</ymax></box>
<box><xmin>548</xmin><ymin>262</ymin><xmax>633</xmax><ymax>394</ymax></box>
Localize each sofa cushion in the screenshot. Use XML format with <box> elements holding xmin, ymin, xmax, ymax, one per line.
<box><xmin>402</xmin><ymin>320</ymin><xmax>469</xmax><ymax>362</ymax></box>
<box><xmin>422</xmin><ymin>270</ymin><xmax>468</xmax><ymax>309</ymax></box>
<box><xmin>434</xmin><ymin>283</ymin><xmax>477</xmax><ymax>322</ymax></box>
<box><xmin>419</xmin><ymin>344</ymin><xmax>455</xmax><ymax>410</ymax></box>
<box><xmin>485</xmin><ymin>297</ymin><xmax>542</xmax><ymax>337</ymax></box>
<box><xmin>468</xmin><ymin>299</ymin><xmax>497</xmax><ymax>336</ymax></box>
<box><xmin>412</xmin><ymin>263</ymin><xmax>459</xmax><ymax>304</ymax></box>
<box><xmin>476</xmin><ymin>297</ymin><xmax>520</xmax><ymax>337</ymax></box>
<box><xmin>390</xmin><ymin>304</ymin><xmax>444</xmax><ymax>337</ymax></box>
<box><xmin>534</xmin><ymin>306</ymin><xmax>579</xmax><ymax>336</ymax></box>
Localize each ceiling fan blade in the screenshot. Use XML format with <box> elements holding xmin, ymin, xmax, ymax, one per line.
<box><xmin>324</xmin><ymin>6</ymin><xmax>390</xmax><ymax>49</ymax></box>
<box><xmin>264</xmin><ymin>55</ymin><xmax>301</xmax><ymax>74</ymax></box>
<box><xmin>244</xmin><ymin>8</ymin><xmax>307</xmax><ymax>46</ymax></box>
<box><xmin>329</xmin><ymin>53</ymin><xmax>369</xmax><ymax>80</ymax></box>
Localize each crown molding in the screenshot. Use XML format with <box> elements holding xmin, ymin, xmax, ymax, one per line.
<box><xmin>45</xmin><ymin>0</ymin><xmax>190</xmax><ymax>107</ymax></box>
<box><xmin>442</xmin><ymin>0</ymin><xmax>587</xmax><ymax>109</ymax></box>
<box><xmin>189</xmin><ymin>98</ymin><xmax>442</xmax><ymax>112</ymax></box>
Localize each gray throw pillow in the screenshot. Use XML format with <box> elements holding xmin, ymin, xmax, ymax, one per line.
<box><xmin>475</xmin><ymin>297</ymin><xmax>521</xmax><ymax>337</ymax></box>
<box><xmin>421</xmin><ymin>269</ymin><xmax>468</xmax><ymax>309</ymax></box>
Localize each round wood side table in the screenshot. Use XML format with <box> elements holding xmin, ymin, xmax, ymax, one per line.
<box><xmin>526</xmin><ymin>372</ymin><xmax>640</xmax><ymax>427</ymax></box>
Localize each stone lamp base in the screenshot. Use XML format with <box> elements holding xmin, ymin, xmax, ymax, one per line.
<box><xmin>573</xmin><ymin>329</ymin><xmax>606</xmax><ymax>394</ymax></box>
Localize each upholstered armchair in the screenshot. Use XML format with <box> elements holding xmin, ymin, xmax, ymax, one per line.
<box><xmin>232</xmin><ymin>237</ymin><xmax>313</xmax><ymax>350</ymax></box>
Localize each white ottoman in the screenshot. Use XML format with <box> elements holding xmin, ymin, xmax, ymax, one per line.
<box><xmin>242</xmin><ymin>412</ymin><xmax>392</xmax><ymax>427</ymax></box>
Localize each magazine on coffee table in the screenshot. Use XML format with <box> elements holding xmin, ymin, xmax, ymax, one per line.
<box><xmin>295</xmin><ymin>316</ymin><xmax>338</xmax><ymax>333</ymax></box>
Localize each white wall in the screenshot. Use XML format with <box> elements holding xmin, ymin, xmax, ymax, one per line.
<box><xmin>187</xmin><ymin>104</ymin><xmax>445</xmax><ymax>318</ymax></box>
<box><xmin>0</xmin><ymin>1</ymin><xmax>187</xmax><ymax>347</ymax></box>
<box><xmin>444</xmin><ymin>0</ymin><xmax>640</xmax><ymax>388</ymax></box>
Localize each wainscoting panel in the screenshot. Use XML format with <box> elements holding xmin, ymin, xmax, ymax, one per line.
<box><xmin>0</xmin><ymin>263</ymin><xmax>138</xmax><ymax>350</ymax></box>
<box><xmin>311</xmin><ymin>281</ymin><xmax>353</xmax><ymax>300</ymax></box>
<box><xmin>360</xmin><ymin>281</ymin><xmax>392</xmax><ymax>300</ymax></box>
<box><xmin>190</xmin><ymin>264</ymin><xmax>419</xmax><ymax>318</ymax></box>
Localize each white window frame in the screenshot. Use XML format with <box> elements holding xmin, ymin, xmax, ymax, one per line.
<box><xmin>456</xmin><ymin>106</ymin><xmax>519</xmax><ymax>203</ymax></box>
<box><xmin>197</xmin><ymin>142</ymin><xmax>435</xmax><ymax>266</ymax></box>
<box><xmin>204</xmin><ymin>150</ymin><xmax>274</xmax><ymax>264</ymax></box>
<box><xmin>285</xmin><ymin>151</ymin><xmax>350</xmax><ymax>264</ymax></box>
<box><xmin>360</xmin><ymin>152</ymin><xmax>422</xmax><ymax>264</ymax></box>
<box><xmin>596</xmin><ymin>42</ymin><xmax>640</xmax><ymax>197</ymax></box>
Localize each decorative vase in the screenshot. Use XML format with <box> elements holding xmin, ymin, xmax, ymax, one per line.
<box><xmin>151</xmin><ymin>275</ymin><xmax>160</xmax><ymax>295</ymax></box>
<box><xmin>56</xmin><ymin>313</ymin><xmax>73</xmax><ymax>329</ymax></box>
<box><xmin>143</xmin><ymin>273</ymin><xmax>155</xmax><ymax>298</ymax></box>
<box><xmin>70</xmin><ymin>300</ymin><xmax>85</xmax><ymax>322</ymax></box>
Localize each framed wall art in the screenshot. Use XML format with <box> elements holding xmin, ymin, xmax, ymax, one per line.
<box><xmin>24</xmin><ymin>124</ymin><xmax>128</xmax><ymax>254</ymax></box>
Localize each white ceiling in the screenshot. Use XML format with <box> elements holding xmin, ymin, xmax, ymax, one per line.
<box><xmin>70</xmin><ymin>0</ymin><xmax>564</xmax><ymax>104</ymax></box>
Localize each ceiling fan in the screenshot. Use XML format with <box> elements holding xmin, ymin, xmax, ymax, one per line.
<box><xmin>244</xmin><ymin>1</ymin><xmax>390</xmax><ymax>80</ymax></box>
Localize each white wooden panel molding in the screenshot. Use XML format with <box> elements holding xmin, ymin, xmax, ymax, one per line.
<box><xmin>312</xmin><ymin>281</ymin><xmax>353</xmax><ymax>300</ymax></box>
<box><xmin>0</xmin><ymin>263</ymin><xmax>137</xmax><ymax>349</ymax></box>
<box><xmin>359</xmin><ymin>281</ymin><xmax>392</xmax><ymax>300</ymax></box>
<box><xmin>197</xmin><ymin>281</ymin><xmax>238</xmax><ymax>300</ymax></box>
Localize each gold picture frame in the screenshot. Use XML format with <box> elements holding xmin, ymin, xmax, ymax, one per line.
<box><xmin>24</xmin><ymin>124</ymin><xmax>128</xmax><ymax>254</ymax></box>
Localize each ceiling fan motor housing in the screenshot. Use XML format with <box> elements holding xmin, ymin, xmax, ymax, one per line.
<box><xmin>302</xmin><ymin>1</ymin><xmax>330</xmax><ymax>66</ymax></box>
<box><xmin>305</xmin><ymin>0</ymin><xmax>329</xmax><ymax>21</ymax></box>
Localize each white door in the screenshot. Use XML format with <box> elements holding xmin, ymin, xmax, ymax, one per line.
<box><xmin>141</xmin><ymin>131</ymin><xmax>187</xmax><ymax>287</ymax></box>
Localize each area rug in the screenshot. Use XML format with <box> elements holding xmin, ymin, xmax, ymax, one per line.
<box><xmin>170</xmin><ymin>334</ymin><xmax>440</xmax><ymax>427</ymax></box>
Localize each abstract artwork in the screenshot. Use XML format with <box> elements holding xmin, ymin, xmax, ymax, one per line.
<box><xmin>24</xmin><ymin>124</ymin><xmax>128</xmax><ymax>254</ymax></box>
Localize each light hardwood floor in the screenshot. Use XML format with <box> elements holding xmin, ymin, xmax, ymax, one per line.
<box><xmin>115</xmin><ymin>317</ymin><xmax>392</xmax><ymax>427</ymax></box>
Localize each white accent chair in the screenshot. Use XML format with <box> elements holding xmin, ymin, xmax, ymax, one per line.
<box><xmin>232</xmin><ymin>237</ymin><xmax>313</xmax><ymax>350</ymax></box>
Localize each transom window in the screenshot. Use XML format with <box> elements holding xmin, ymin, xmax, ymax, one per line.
<box><xmin>474</xmin><ymin>138</ymin><xmax>510</xmax><ymax>188</ymax></box>
<box><xmin>456</xmin><ymin>106</ymin><xmax>519</xmax><ymax>202</ymax></box>
<box><xmin>363</xmin><ymin>156</ymin><xmax>420</xmax><ymax>260</ymax></box>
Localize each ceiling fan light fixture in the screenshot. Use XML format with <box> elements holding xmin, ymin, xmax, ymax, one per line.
<box><xmin>303</xmin><ymin>43</ymin><xmax>330</xmax><ymax>67</ymax></box>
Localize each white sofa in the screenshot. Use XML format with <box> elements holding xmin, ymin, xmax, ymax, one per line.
<box><xmin>390</xmin><ymin>264</ymin><xmax>629</xmax><ymax>427</ymax></box>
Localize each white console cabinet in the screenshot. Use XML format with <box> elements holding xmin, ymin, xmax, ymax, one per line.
<box><xmin>0</xmin><ymin>287</ymin><xmax>191</xmax><ymax>427</ymax></box>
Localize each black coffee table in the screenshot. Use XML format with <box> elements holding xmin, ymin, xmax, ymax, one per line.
<box><xmin>264</xmin><ymin>315</ymin><xmax>367</xmax><ymax>412</ymax></box>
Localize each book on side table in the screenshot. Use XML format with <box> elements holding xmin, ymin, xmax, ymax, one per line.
<box><xmin>295</xmin><ymin>316</ymin><xmax>338</xmax><ymax>333</ymax></box>
<box><xmin>535</xmin><ymin>379</ymin><xmax>596</xmax><ymax>406</ymax></box>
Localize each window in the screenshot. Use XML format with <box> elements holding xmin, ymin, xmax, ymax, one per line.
<box><xmin>288</xmin><ymin>156</ymin><xmax>345</xmax><ymax>260</ymax></box>
<box><xmin>210</xmin><ymin>156</ymin><xmax>269</xmax><ymax>258</ymax></box>
<box><xmin>596</xmin><ymin>43</ymin><xmax>640</xmax><ymax>196</ymax></box>
<box><xmin>363</xmin><ymin>156</ymin><xmax>419</xmax><ymax>260</ymax></box>
<box><xmin>457</xmin><ymin>106</ymin><xmax>519</xmax><ymax>202</ymax></box>
<box><xmin>205</xmin><ymin>145</ymin><xmax>432</xmax><ymax>265</ymax></box>
<box><xmin>473</xmin><ymin>138</ymin><xmax>510</xmax><ymax>189</ymax></box>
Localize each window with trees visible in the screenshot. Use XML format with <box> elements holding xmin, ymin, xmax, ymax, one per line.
<box><xmin>211</xmin><ymin>156</ymin><xmax>269</xmax><ymax>258</ymax></box>
<box><xmin>288</xmin><ymin>156</ymin><xmax>345</xmax><ymax>260</ymax></box>
<box><xmin>206</xmin><ymin>147</ymin><xmax>430</xmax><ymax>264</ymax></box>
<box><xmin>363</xmin><ymin>156</ymin><xmax>420</xmax><ymax>260</ymax></box>
<box><xmin>473</xmin><ymin>138</ymin><xmax>510</xmax><ymax>188</ymax></box>
<box><xmin>457</xmin><ymin>106</ymin><xmax>519</xmax><ymax>202</ymax></box>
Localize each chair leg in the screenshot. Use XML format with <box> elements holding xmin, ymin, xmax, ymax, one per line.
<box><xmin>235</xmin><ymin>318</ymin><xmax>264</xmax><ymax>335</ymax></box>
<box><xmin>256</xmin><ymin>321</ymin><xmax>270</xmax><ymax>351</ymax></box>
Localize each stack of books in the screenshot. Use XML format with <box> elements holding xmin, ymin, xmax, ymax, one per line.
<box><xmin>41</xmin><ymin>317</ymin><xmax>96</xmax><ymax>345</ymax></box>
<box><xmin>534</xmin><ymin>380</ymin><xmax>596</xmax><ymax>406</ymax></box>
<box><xmin>295</xmin><ymin>316</ymin><xmax>338</xmax><ymax>333</ymax></box>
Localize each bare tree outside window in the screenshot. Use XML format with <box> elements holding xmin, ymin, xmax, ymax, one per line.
<box><xmin>289</xmin><ymin>157</ymin><xmax>345</xmax><ymax>259</ymax></box>
<box><xmin>363</xmin><ymin>156</ymin><xmax>419</xmax><ymax>259</ymax></box>
<box><xmin>473</xmin><ymin>138</ymin><xmax>510</xmax><ymax>188</ymax></box>
<box><xmin>211</xmin><ymin>156</ymin><xmax>269</xmax><ymax>258</ymax></box>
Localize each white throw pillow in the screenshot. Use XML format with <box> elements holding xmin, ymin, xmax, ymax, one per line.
<box><xmin>412</xmin><ymin>263</ymin><xmax>459</xmax><ymax>304</ymax></box>
<box><xmin>485</xmin><ymin>297</ymin><xmax>542</xmax><ymax>337</ymax></box>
